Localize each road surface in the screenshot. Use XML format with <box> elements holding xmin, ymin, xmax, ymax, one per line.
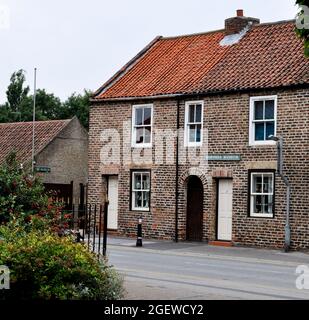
<box><xmin>107</xmin><ymin>243</ymin><xmax>309</xmax><ymax>300</ymax></box>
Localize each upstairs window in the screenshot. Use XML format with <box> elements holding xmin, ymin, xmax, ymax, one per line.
<box><xmin>249</xmin><ymin>96</ymin><xmax>277</xmax><ymax>146</ymax></box>
<box><xmin>249</xmin><ymin>171</ymin><xmax>275</xmax><ymax>218</ymax></box>
<box><xmin>132</xmin><ymin>104</ymin><xmax>153</xmax><ymax>148</ymax></box>
<box><xmin>185</xmin><ymin>101</ymin><xmax>204</xmax><ymax>147</ymax></box>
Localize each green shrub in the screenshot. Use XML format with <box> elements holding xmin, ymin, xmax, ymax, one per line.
<box><xmin>0</xmin><ymin>153</ymin><xmax>51</xmax><ymax>224</ymax></box>
<box><xmin>0</xmin><ymin>226</ymin><xmax>124</xmax><ymax>300</ymax></box>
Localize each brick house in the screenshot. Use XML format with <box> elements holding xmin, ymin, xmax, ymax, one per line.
<box><xmin>89</xmin><ymin>11</ymin><xmax>309</xmax><ymax>249</ymax></box>
<box><xmin>0</xmin><ymin>117</ymin><xmax>88</xmax><ymax>207</ymax></box>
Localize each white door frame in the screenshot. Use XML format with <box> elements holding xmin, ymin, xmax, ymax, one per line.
<box><xmin>217</xmin><ymin>179</ymin><xmax>233</xmax><ymax>241</ymax></box>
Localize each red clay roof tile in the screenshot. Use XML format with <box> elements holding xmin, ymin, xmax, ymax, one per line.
<box><xmin>94</xmin><ymin>20</ymin><xmax>308</xmax><ymax>100</ymax></box>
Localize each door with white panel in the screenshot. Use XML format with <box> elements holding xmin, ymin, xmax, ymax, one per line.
<box><xmin>107</xmin><ymin>176</ymin><xmax>118</xmax><ymax>230</ymax></box>
<box><xmin>217</xmin><ymin>179</ymin><xmax>233</xmax><ymax>241</ymax></box>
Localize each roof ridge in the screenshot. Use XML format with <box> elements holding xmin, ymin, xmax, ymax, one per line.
<box><xmin>161</xmin><ymin>28</ymin><xmax>225</xmax><ymax>40</ymax></box>
<box><xmin>253</xmin><ymin>19</ymin><xmax>296</xmax><ymax>27</ymax></box>
<box><xmin>159</xmin><ymin>19</ymin><xmax>295</xmax><ymax>40</ymax></box>
<box><xmin>0</xmin><ymin>119</ymin><xmax>72</xmax><ymax>126</ymax></box>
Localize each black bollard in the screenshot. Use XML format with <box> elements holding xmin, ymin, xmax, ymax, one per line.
<box><xmin>136</xmin><ymin>216</ymin><xmax>143</xmax><ymax>247</ymax></box>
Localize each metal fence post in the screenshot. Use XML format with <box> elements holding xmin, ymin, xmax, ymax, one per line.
<box><xmin>103</xmin><ymin>202</ymin><xmax>108</xmax><ymax>256</ymax></box>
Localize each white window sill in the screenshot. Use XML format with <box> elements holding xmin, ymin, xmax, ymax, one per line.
<box><xmin>250</xmin><ymin>213</ymin><xmax>274</xmax><ymax>218</ymax></box>
<box><xmin>249</xmin><ymin>141</ymin><xmax>276</xmax><ymax>147</ymax></box>
<box><xmin>132</xmin><ymin>143</ymin><xmax>152</xmax><ymax>149</ymax></box>
<box><xmin>131</xmin><ymin>208</ymin><xmax>150</xmax><ymax>212</ymax></box>
<box><xmin>185</xmin><ymin>143</ymin><xmax>203</xmax><ymax>148</ymax></box>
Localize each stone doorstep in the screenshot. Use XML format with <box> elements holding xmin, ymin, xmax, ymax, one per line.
<box><xmin>208</xmin><ymin>241</ymin><xmax>233</xmax><ymax>247</ymax></box>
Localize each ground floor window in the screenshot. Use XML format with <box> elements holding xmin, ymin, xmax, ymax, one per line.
<box><xmin>131</xmin><ymin>171</ymin><xmax>150</xmax><ymax>211</ymax></box>
<box><xmin>249</xmin><ymin>171</ymin><xmax>275</xmax><ymax>218</ymax></box>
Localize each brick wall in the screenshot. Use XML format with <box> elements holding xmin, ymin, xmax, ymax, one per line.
<box><xmin>88</xmin><ymin>88</ymin><xmax>309</xmax><ymax>250</ymax></box>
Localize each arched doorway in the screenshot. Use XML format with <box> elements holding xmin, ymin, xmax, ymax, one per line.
<box><xmin>186</xmin><ymin>176</ymin><xmax>204</xmax><ymax>241</ymax></box>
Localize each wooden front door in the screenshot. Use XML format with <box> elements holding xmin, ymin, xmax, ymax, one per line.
<box><xmin>217</xmin><ymin>179</ymin><xmax>233</xmax><ymax>241</ymax></box>
<box><xmin>186</xmin><ymin>176</ymin><xmax>203</xmax><ymax>241</ymax></box>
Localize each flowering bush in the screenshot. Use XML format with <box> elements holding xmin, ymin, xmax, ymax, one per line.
<box><xmin>0</xmin><ymin>153</ymin><xmax>50</xmax><ymax>224</ymax></box>
<box><xmin>0</xmin><ymin>153</ymin><xmax>71</xmax><ymax>233</ymax></box>
<box><xmin>0</xmin><ymin>225</ymin><xmax>124</xmax><ymax>300</ymax></box>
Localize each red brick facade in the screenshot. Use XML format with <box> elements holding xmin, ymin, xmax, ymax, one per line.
<box><xmin>88</xmin><ymin>88</ymin><xmax>309</xmax><ymax>250</ymax></box>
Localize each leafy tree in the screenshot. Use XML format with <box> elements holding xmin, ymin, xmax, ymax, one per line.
<box><xmin>0</xmin><ymin>104</ymin><xmax>9</xmax><ymax>123</ymax></box>
<box><xmin>60</xmin><ymin>90</ymin><xmax>91</xmax><ymax>129</ymax></box>
<box><xmin>6</xmin><ymin>70</ymin><xmax>30</xmax><ymax>115</ymax></box>
<box><xmin>1</xmin><ymin>70</ymin><xmax>91</xmax><ymax>129</ymax></box>
<box><xmin>17</xmin><ymin>89</ymin><xmax>62</xmax><ymax>122</ymax></box>
<box><xmin>296</xmin><ymin>0</ymin><xmax>309</xmax><ymax>57</ymax></box>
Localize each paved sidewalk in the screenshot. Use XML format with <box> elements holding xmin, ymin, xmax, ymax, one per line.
<box><xmin>106</xmin><ymin>236</ymin><xmax>309</xmax><ymax>265</ymax></box>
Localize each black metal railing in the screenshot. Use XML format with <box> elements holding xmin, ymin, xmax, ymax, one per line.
<box><xmin>62</xmin><ymin>203</ymin><xmax>108</xmax><ymax>256</ymax></box>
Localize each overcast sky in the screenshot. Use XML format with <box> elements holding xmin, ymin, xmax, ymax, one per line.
<box><xmin>0</xmin><ymin>0</ymin><xmax>298</xmax><ymax>103</ymax></box>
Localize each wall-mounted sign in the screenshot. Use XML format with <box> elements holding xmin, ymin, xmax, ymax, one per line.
<box><xmin>206</xmin><ymin>154</ymin><xmax>241</xmax><ymax>161</ymax></box>
<box><xmin>35</xmin><ymin>166</ymin><xmax>51</xmax><ymax>173</ymax></box>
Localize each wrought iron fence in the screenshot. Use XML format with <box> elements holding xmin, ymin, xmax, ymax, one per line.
<box><xmin>63</xmin><ymin>203</ymin><xmax>109</xmax><ymax>256</ymax></box>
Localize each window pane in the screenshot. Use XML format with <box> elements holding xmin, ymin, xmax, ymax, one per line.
<box><xmin>195</xmin><ymin>104</ymin><xmax>202</xmax><ymax>123</ymax></box>
<box><xmin>253</xmin><ymin>175</ymin><xmax>262</xmax><ymax>193</ymax></box>
<box><xmin>135</xmin><ymin>128</ymin><xmax>144</xmax><ymax>144</ymax></box>
<box><xmin>263</xmin><ymin>174</ymin><xmax>273</xmax><ymax>193</ymax></box>
<box><xmin>255</xmin><ymin>123</ymin><xmax>265</xmax><ymax>141</ymax></box>
<box><xmin>135</xmin><ymin>108</ymin><xmax>143</xmax><ymax>125</ymax></box>
<box><xmin>134</xmin><ymin>173</ymin><xmax>142</xmax><ymax>190</ymax></box>
<box><xmin>266</xmin><ymin>122</ymin><xmax>274</xmax><ymax>140</ymax></box>
<box><xmin>196</xmin><ymin>124</ymin><xmax>201</xmax><ymax>142</ymax></box>
<box><xmin>144</xmin><ymin>108</ymin><xmax>152</xmax><ymax>125</ymax></box>
<box><xmin>189</xmin><ymin>125</ymin><xmax>196</xmax><ymax>142</ymax></box>
<box><xmin>144</xmin><ymin>127</ymin><xmax>151</xmax><ymax>144</ymax></box>
<box><xmin>143</xmin><ymin>191</ymin><xmax>149</xmax><ymax>208</ymax></box>
<box><xmin>134</xmin><ymin>191</ymin><xmax>142</xmax><ymax>208</ymax></box>
<box><xmin>142</xmin><ymin>173</ymin><xmax>150</xmax><ymax>190</ymax></box>
<box><xmin>254</xmin><ymin>101</ymin><xmax>264</xmax><ymax>120</ymax></box>
<box><xmin>189</xmin><ymin>105</ymin><xmax>195</xmax><ymax>123</ymax></box>
<box><xmin>253</xmin><ymin>195</ymin><xmax>262</xmax><ymax>213</ymax></box>
<box><xmin>265</xmin><ymin>100</ymin><xmax>274</xmax><ymax>119</ymax></box>
<box><xmin>265</xmin><ymin>195</ymin><xmax>273</xmax><ymax>214</ymax></box>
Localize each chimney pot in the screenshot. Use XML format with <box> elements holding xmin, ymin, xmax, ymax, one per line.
<box><xmin>237</xmin><ymin>9</ymin><xmax>244</xmax><ymax>17</ymax></box>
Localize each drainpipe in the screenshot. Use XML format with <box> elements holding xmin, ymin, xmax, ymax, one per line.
<box><xmin>270</xmin><ymin>135</ymin><xmax>291</xmax><ymax>252</ymax></box>
<box><xmin>175</xmin><ymin>99</ymin><xmax>180</xmax><ymax>243</ymax></box>
<box><xmin>277</xmin><ymin>137</ymin><xmax>291</xmax><ymax>253</ymax></box>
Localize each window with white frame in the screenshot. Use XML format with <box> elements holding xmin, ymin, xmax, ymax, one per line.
<box><xmin>185</xmin><ymin>101</ymin><xmax>203</xmax><ymax>146</ymax></box>
<box><xmin>131</xmin><ymin>171</ymin><xmax>150</xmax><ymax>211</ymax></box>
<box><xmin>249</xmin><ymin>96</ymin><xmax>277</xmax><ymax>145</ymax></box>
<box><xmin>249</xmin><ymin>172</ymin><xmax>274</xmax><ymax>218</ymax></box>
<box><xmin>132</xmin><ymin>105</ymin><xmax>153</xmax><ymax>147</ymax></box>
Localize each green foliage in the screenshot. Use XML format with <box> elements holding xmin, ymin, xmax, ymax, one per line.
<box><xmin>0</xmin><ymin>153</ymin><xmax>49</xmax><ymax>224</ymax></box>
<box><xmin>0</xmin><ymin>226</ymin><xmax>124</xmax><ymax>300</ymax></box>
<box><xmin>6</xmin><ymin>70</ymin><xmax>30</xmax><ymax>114</ymax></box>
<box><xmin>0</xmin><ymin>70</ymin><xmax>91</xmax><ymax>128</ymax></box>
<box><xmin>59</xmin><ymin>91</ymin><xmax>91</xmax><ymax>129</ymax></box>
<box><xmin>296</xmin><ymin>0</ymin><xmax>309</xmax><ymax>57</ymax></box>
<box><xmin>17</xmin><ymin>89</ymin><xmax>62</xmax><ymax>122</ymax></box>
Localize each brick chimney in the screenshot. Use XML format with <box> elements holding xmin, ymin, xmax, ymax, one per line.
<box><xmin>225</xmin><ymin>10</ymin><xmax>260</xmax><ymax>35</ymax></box>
